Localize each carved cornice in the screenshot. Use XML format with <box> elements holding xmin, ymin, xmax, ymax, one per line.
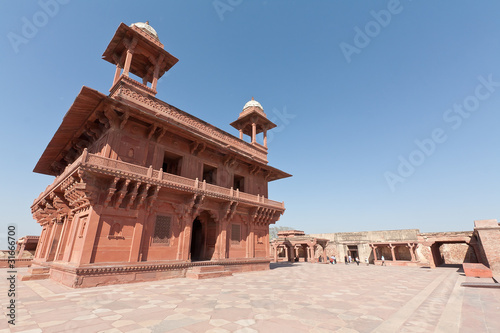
<box><xmin>48</xmin><ymin>258</ymin><xmax>271</xmax><ymax>276</ymax></box>
<box><xmin>110</xmin><ymin>85</ymin><xmax>268</xmax><ymax>163</ymax></box>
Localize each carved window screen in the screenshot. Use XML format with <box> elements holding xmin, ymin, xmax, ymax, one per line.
<box><xmin>153</xmin><ymin>215</ymin><xmax>171</xmax><ymax>245</ymax></box>
<box><xmin>231</xmin><ymin>224</ymin><xmax>241</xmax><ymax>244</ymax></box>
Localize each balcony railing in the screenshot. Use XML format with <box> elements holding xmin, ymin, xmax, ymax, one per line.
<box><xmin>33</xmin><ymin>150</ymin><xmax>285</xmax><ymax>210</ymax></box>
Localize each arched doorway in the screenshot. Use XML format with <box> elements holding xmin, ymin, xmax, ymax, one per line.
<box><xmin>190</xmin><ymin>218</ymin><xmax>203</xmax><ymax>261</ymax></box>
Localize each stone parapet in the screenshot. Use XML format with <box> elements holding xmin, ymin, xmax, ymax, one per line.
<box><xmin>32</xmin><ymin>152</ymin><xmax>285</xmax><ymax>212</ymax></box>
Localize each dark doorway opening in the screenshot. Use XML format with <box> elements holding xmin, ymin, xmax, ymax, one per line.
<box><xmin>190</xmin><ymin>218</ymin><xmax>204</xmax><ymax>261</ymax></box>
<box><xmin>347</xmin><ymin>245</ymin><xmax>358</xmax><ymax>260</ymax></box>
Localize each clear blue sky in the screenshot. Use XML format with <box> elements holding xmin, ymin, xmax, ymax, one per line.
<box><xmin>1</xmin><ymin>1</ymin><xmax>500</xmax><ymax>246</ymax></box>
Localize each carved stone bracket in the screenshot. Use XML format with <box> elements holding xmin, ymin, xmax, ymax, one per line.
<box><xmin>190</xmin><ymin>141</ymin><xmax>206</xmax><ymax>156</ymax></box>
<box><xmin>191</xmin><ymin>194</ymin><xmax>205</xmax><ymax>218</ymax></box>
<box><xmin>249</xmin><ymin>165</ymin><xmax>261</xmax><ymax>176</ymax></box>
<box><xmin>125</xmin><ymin>181</ymin><xmax>141</xmax><ymax>210</ymax></box>
<box><xmin>223</xmin><ymin>155</ymin><xmax>237</xmax><ymax>169</ymax></box>
<box><xmin>114</xmin><ymin>179</ymin><xmax>131</xmax><ymax>209</ymax></box>
<box><xmin>136</xmin><ymin>183</ymin><xmax>151</xmax><ymax>210</ymax></box>
<box><xmin>119</xmin><ymin>111</ymin><xmax>129</xmax><ymax>130</ymax></box>
<box><xmin>146</xmin><ymin>185</ymin><xmax>161</xmax><ymax>212</ymax></box>
<box><xmin>104</xmin><ymin>177</ymin><xmax>119</xmax><ymax>208</ymax></box>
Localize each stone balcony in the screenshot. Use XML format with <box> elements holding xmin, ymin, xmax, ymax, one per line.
<box><xmin>32</xmin><ymin>150</ymin><xmax>285</xmax><ymax>211</ymax></box>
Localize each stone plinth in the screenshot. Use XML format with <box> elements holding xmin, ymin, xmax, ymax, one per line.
<box><xmin>474</xmin><ymin>219</ymin><xmax>500</xmax><ymax>278</ymax></box>
<box><xmin>463</xmin><ymin>263</ymin><xmax>493</xmax><ymax>278</ymax></box>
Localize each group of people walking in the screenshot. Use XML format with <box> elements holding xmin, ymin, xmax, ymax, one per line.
<box><xmin>328</xmin><ymin>255</ymin><xmax>369</xmax><ymax>266</ymax></box>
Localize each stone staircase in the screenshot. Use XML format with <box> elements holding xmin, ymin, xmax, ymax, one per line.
<box><xmin>186</xmin><ymin>265</ymin><xmax>232</xmax><ymax>280</ymax></box>
<box><xmin>19</xmin><ymin>265</ymin><xmax>50</xmax><ymax>281</ymax></box>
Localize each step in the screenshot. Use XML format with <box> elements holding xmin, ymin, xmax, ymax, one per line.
<box><xmin>461</xmin><ymin>282</ymin><xmax>500</xmax><ymax>288</ymax></box>
<box><xmin>19</xmin><ymin>272</ymin><xmax>50</xmax><ymax>281</ymax></box>
<box><xmin>186</xmin><ymin>265</ymin><xmax>232</xmax><ymax>279</ymax></box>
<box><xmin>190</xmin><ymin>265</ymin><xmax>226</xmax><ymax>274</ymax></box>
<box><xmin>186</xmin><ymin>270</ymin><xmax>233</xmax><ymax>280</ymax></box>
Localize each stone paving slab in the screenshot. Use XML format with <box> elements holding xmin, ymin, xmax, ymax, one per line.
<box><xmin>1</xmin><ymin>263</ymin><xmax>499</xmax><ymax>332</ymax></box>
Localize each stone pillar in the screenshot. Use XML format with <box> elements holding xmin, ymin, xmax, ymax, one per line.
<box><xmin>407</xmin><ymin>243</ymin><xmax>416</xmax><ymax>262</ymax></box>
<box><xmin>389</xmin><ymin>244</ymin><xmax>396</xmax><ymax>261</ymax></box>
<box><xmin>54</xmin><ymin>216</ymin><xmax>70</xmax><ymax>261</ymax></box>
<box><xmin>176</xmin><ymin>217</ymin><xmax>186</xmax><ymax>260</ymax></box>
<box><xmin>62</xmin><ymin>217</ymin><xmax>79</xmax><ymax>262</ymax></box>
<box><xmin>78</xmin><ymin>207</ymin><xmax>101</xmax><ymax>265</ymax></box>
<box><xmin>219</xmin><ymin>220</ymin><xmax>228</xmax><ymax>260</ymax></box>
<box><xmin>128</xmin><ymin>212</ymin><xmax>145</xmax><ymax>262</ymax></box>
<box><xmin>251</xmin><ymin>123</ymin><xmax>256</xmax><ymax>143</ymax></box>
<box><xmin>123</xmin><ymin>38</ymin><xmax>137</xmax><ymax>76</ymax></box>
<box><xmin>41</xmin><ymin>222</ymin><xmax>56</xmax><ymax>260</ymax></box>
<box><xmin>247</xmin><ymin>223</ymin><xmax>255</xmax><ymax>258</ymax></box>
<box><xmin>34</xmin><ymin>229</ymin><xmax>45</xmax><ymax>259</ymax></box>
<box><xmin>239</xmin><ymin>129</ymin><xmax>243</xmax><ymax>140</ymax></box>
<box><xmin>371</xmin><ymin>245</ymin><xmax>378</xmax><ymax>262</ymax></box>
<box><xmin>273</xmin><ymin>245</ymin><xmax>278</xmax><ymax>262</ymax></box>
<box><xmin>113</xmin><ymin>64</ymin><xmax>122</xmax><ymax>85</ymax></box>
<box><xmin>263</xmin><ymin>129</ymin><xmax>268</xmax><ymax>147</ymax></box>
<box><xmin>47</xmin><ymin>221</ymin><xmax>64</xmax><ymax>262</ymax></box>
<box><xmin>322</xmin><ymin>246</ymin><xmax>327</xmax><ymax>263</ymax></box>
<box><xmin>423</xmin><ymin>242</ymin><xmax>436</xmax><ymax>268</ymax></box>
<box><xmin>182</xmin><ymin>219</ymin><xmax>193</xmax><ymax>261</ymax></box>
<box><xmin>285</xmin><ymin>246</ymin><xmax>289</xmax><ymax>262</ymax></box>
<box><xmin>17</xmin><ymin>241</ymin><xmax>26</xmax><ymax>259</ymax></box>
<box><xmin>265</xmin><ymin>232</ymin><xmax>270</xmax><ymax>259</ymax></box>
<box><xmin>212</xmin><ymin>219</ymin><xmax>221</xmax><ymax>260</ymax></box>
<box><xmin>151</xmin><ymin>55</ymin><xmax>164</xmax><ymax>91</ymax></box>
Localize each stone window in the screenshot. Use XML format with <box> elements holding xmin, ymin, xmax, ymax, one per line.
<box><xmin>78</xmin><ymin>216</ymin><xmax>88</xmax><ymax>238</ymax></box>
<box><xmin>231</xmin><ymin>224</ymin><xmax>241</xmax><ymax>244</ymax></box>
<box><xmin>162</xmin><ymin>151</ymin><xmax>182</xmax><ymax>176</ymax></box>
<box><xmin>203</xmin><ymin>164</ymin><xmax>217</xmax><ymax>185</ymax></box>
<box><xmin>153</xmin><ymin>215</ymin><xmax>171</xmax><ymax>245</ymax></box>
<box><xmin>233</xmin><ymin>174</ymin><xmax>245</xmax><ymax>192</ymax></box>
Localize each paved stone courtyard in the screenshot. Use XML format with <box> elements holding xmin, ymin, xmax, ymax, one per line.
<box><xmin>1</xmin><ymin>263</ymin><xmax>499</xmax><ymax>332</ymax></box>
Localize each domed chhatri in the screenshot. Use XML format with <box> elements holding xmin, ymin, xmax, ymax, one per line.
<box><xmin>243</xmin><ymin>97</ymin><xmax>264</xmax><ymax>112</ymax></box>
<box><xmin>102</xmin><ymin>21</ymin><xmax>178</xmax><ymax>96</ymax></box>
<box><xmin>230</xmin><ymin>97</ymin><xmax>277</xmax><ymax>147</ymax></box>
<box><xmin>130</xmin><ymin>21</ymin><xmax>159</xmax><ymax>41</ymax></box>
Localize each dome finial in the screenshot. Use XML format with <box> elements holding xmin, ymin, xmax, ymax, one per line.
<box><xmin>251</xmin><ymin>96</ymin><xmax>254</xmax><ymax>100</ymax></box>
<box><xmin>146</xmin><ymin>21</ymin><xmax>149</xmax><ymax>25</ymax></box>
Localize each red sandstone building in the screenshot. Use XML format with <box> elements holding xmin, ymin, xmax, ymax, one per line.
<box><xmin>25</xmin><ymin>22</ymin><xmax>290</xmax><ymax>287</ymax></box>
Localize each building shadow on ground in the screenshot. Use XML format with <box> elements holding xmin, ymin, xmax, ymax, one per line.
<box><xmin>270</xmin><ymin>262</ymin><xmax>296</xmax><ymax>270</ymax></box>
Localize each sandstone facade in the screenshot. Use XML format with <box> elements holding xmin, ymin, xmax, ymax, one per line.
<box><xmin>24</xmin><ymin>22</ymin><xmax>290</xmax><ymax>288</ymax></box>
